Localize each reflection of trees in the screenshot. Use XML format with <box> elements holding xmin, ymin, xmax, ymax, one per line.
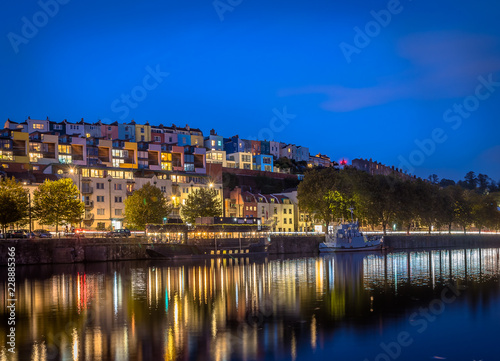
<box><xmin>2</xmin><ymin>248</ymin><xmax>500</xmax><ymax>360</ymax></box>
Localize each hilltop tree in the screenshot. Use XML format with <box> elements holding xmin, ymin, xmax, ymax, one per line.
<box><xmin>32</xmin><ymin>178</ymin><xmax>84</xmax><ymax>233</ymax></box>
<box><xmin>297</xmin><ymin>167</ymin><xmax>339</xmax><ymax>226</ymax></box>
<box><xmin>0</xmin><ymin>178</ymin><xmax>29</xmax><ymax>234</ymax></box>
<box><xmin>124</xmin><ymin>183</ymin><xmax>173</xmax><ymax>230</ymax></box>
<box><xmin>180</xmin><ymin>187</ymin><xmax>222</xmax><ymax>224</ymax></box>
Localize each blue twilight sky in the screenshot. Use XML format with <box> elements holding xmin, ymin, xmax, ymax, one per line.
<box><xmin>1</xmin><ymin>0</ymin><xmax>500</xmax><ymax>181</ymax></box>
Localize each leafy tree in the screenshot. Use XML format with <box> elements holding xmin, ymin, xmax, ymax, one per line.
<box><xmin>427</xmin><ymin>174</ymin><xmax>439</xmax><ymax>184</ymax></box>
<box><xmin>415</xmin><ymin>180</ymin><xmax>441</xmax><ymax>234</ymax></box>
<box><xmin>32</xmin><ymin>178</ymin><xmax>84</xmax><ymax>233</ymax></box>
<box><xmin>452</xmin><ymin>188</ymin><xmax>475</xmax><ymax>234</ymax></box>
<box><xmin>461</xmin><ymin>171</ymin><xmax>477</xmax><ymax>190</ymax></box>
<box><xmin>471</xmin><ymin>193</ymin><xmax>497</xmax><ymax>233</ymax></box>
<box><xmin>439</xmin><ymin>178</ymin><xmax>456</xmax><ymax>188</ymax></box>
<box><xmin>435</xmin><ymin>186</ymin><xmax>456</xmax><ymax>233</ymax></box>
<box><xmin>297</xmin><ymin>167</ymin><xmax>339</xmax><ymax>226</ymax></box>
<box><xmin>477</xmin><ymin>173</ymin><xmax>490</xmax><ymax>194</ymax></box>
<box><xmin>124</xmin><ymin>183</ymin><xmax>173</xmax><ymax>230</ymax></box>
<box><xmin>0</xmin><ymin>178</ymin><xmax>29</xmax><ymax>234</ymax></box>
<box><xmin>180</xmin><ymin>187</ymin><xmax>222</xmax><ymax>224</ymax></box>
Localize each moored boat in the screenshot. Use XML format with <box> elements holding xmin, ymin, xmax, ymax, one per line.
<box><xmin>319</xmin><ymin>209</ymin><xmax>383</xmax><ymax>252</ymax></box>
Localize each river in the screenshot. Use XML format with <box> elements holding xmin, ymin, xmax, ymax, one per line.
<box><xmin>1</xmin><ymin>248</ymin><xmax>499</xmax><ymax>360</ymax></box>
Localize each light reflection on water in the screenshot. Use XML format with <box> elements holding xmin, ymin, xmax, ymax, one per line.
<box><xmin>1</xmin><ymin>248</ymin><xmax>500</xmax><ymax>360</ymax></box>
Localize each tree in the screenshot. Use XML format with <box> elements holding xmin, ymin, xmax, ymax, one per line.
<box><xmin>124</xmin><ymin>183</ymin><xmax>173</xmax><ymax>230</ymax></box>
<box><xmin>439</xmin><ymin>178</ymin><xmax>456</xmax><ymax>188</ymax></box>
<box><xmin>32</xmin><ymin>178</ymin><xmax>84</xmax><ymax>233</ymax></box>
<box><xmin>477</xmin><ymin>173</ymin><xmax>490</xmax><ymax>194</ymax></box>
<box><xmin>180</xmin><ymin>187</ymin><xmax>222</xmax><ymax>224</ymax></box>
<box><xmin>461</xmin><ymin>171</ymin><xmax>477</xmax><ymax>190</ymax></box>
<box><xmin>427</xmin><ymin>174</ymin><xmax>439</xmax><ymax>184</ymax></box>
<box><xmin>0</xmin><ymin>178</ymin><xmax>29</xmax><ymax>234</ymax></box>
<box><xmin>297</xmin><ymin>167</ymin><xmax>339</xmax><ymax>226</ymax></box>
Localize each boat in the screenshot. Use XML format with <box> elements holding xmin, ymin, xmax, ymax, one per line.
<box><xmin>319</xmin><ymin>208</ymin><xmax>383</xmax><ymax>253</ymax></box>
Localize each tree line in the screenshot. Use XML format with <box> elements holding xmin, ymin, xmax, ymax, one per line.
<box><xmin>298</xmin><ymin>168</ymin><xmax>500</xmax><ymax>234</ymax></box>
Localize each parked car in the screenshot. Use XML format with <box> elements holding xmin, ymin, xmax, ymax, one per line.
<box><xmin>33</xmin><ymin>229</ymin><xmax>52</xmax><ymax>238</ymax></box>
<box><xmin>6</xmin><ymin>229</ymin><xmax>31</xmax><ymax>238</ymax></box>
<box><xmin>107</xmin><ymin>229</ymin><xmax>131</xmax><ymax>237</ymax></box>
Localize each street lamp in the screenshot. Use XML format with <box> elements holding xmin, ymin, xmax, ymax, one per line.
<box><xmin>108</xmin><ymin>178</ymin><xmax>112</xmax><ymax>230</ymax></box>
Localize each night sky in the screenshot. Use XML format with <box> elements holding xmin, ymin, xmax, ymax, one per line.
<box><xmin>2</xmin><ymin>0</ymin><xmax>500</xmax><ymax>181</ymax></box>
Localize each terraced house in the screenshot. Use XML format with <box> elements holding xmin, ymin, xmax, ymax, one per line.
<box><xmin>1</xmin><ymin>117</ymin><xmax>330</xmax><ymax>232</ymax></box>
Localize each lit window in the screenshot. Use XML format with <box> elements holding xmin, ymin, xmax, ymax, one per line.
<box><xmin>33</xmin><ymin>124</ymin><xmax>44</xmax><ymax>130</ymax></box>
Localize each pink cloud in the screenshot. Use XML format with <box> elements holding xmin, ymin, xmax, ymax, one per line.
<box><xmin>279</xmin><ymin>32</ymin><xmax>500</xmax><ymax>112</ymax></box>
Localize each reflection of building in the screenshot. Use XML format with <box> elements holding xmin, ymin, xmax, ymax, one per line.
<box><xmin>4</xmin><ymin>248</ymin><xmax>500</xmax><ymax>361</ymax></box>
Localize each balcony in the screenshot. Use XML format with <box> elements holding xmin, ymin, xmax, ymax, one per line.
<box><xmin>81</xmin><ymin>186</ymin><xmax>93</xmax><ymax>194</ymax></box>
<box><xmin>83</xmin><ymin>213</ymin><xmax>95</xmax><ymax>227</ymax></box>
<box><xmin>84</xmin><ymin>200</ymin><xmax>94</xmax><ymax>210</ymax></box>
<box><xmin>84</xmin><ymin>212</ymin><xmax>94</xmax><ymax>221</ymax></box>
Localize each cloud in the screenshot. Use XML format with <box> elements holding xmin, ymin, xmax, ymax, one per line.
<box><xmin>477</xmin><ymin>145</ymin><xmax>500</xmax><ymax>165</ymax></box>
<box><xmin>279</xmin><ymin>32</ymin><xmax>500</xmax><ymax>112</ymax></box>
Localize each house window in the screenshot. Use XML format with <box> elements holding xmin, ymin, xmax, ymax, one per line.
<box><xmin>160</xmin><ymin>186</ymin><xmax>166</xmax><ymax>192</ymax></box>
<box><xmin>284</xmin><ymin>218</ymin><xmax>287</xmax><ymax>224</ymax></box>
<box><xmin>115</xmin><ymin>196</ymin><xmax>122</xmax><ymax>203</ymax></box>
<box><xmin>141</xmin><ymin>128</ymin><xmax>144</xmax><ymax>133</ymax></box>
<box><xmin>97</xmin><ymin>208</ymin><xmax>105</xmax><ymax>215</ymax></box>
<box><xmin>96</xmin><ymin>183</ymin><xmax>104</xmax><ymax>189</ymax></box>
<box><xmin>114</xmin><ymin>183</ymin><xmax>122</xmax><ymax>190</ymax></box>
<box><xmin>97</xmin><ymin>196</ymin><xmax>104</xmax><ymax>202</ymax></box>
<box><xmin>289</xmin><ymin>218</ymin><xmax>292</xmax><ymax>224</ymax></box>
<box><xmin>33</xmin><ymin>124</ymin><xmax>44</xmax><ymax>130</ymax></box>
<box><xmin>115</xmin><ymin>209</ymin><xmax>122</xmax><ymax>216</ymax></box>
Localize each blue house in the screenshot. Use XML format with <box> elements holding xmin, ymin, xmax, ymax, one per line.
<box><xmin>254</xmin><ymin>154</ymin><xmax>274</xmax><ymax>172</ymax></box>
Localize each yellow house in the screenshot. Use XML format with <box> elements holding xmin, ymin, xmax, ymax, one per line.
<box><xmin>135</xmin><ymin>123</ymin><xmax>151</xmax><ymax>142</ymax></box>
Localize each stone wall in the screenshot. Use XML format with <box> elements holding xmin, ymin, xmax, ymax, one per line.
<box><xmin>384</xmin><ymin>234</ymin><xmax>500</xmax><ymax>249</ymax></box>
<box><xmin>268</xmin><ymin>235</ymin><xmax>323</xmax><ymax>254</ymax></box>
<box><xmin>0</xmin><ymin>238</ymin><xmax>148</xmax><ymax>265</ymax></box>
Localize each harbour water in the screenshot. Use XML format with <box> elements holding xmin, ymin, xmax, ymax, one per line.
<box><xmin>1</xmin><ymin>248</ymin><xmax>500</xmax><ymax>360</ymax></box>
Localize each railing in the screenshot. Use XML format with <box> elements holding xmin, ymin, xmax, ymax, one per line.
<box><xmin>81</xmin><ymin>186</ymin><xmax>93</xmax><ymax>194</ymax></box>
<box><xmin>84</xmin><ymin>213</ymin><xmax>94</xmax><ymax>221</ymax></box>
<box><xmin>84</xmin><ymin>200</ymin><xmax>94</xmax><ymax>210</ymax></box>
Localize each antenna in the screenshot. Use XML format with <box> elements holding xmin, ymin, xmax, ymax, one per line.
<box><xmin>348</xmin><ymin>207</ymin><xmax>354</xmax><ymax>223</ymax></box>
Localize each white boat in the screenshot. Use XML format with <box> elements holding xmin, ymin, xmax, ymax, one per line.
<box><xmin>319</xmin><ymin>209</ymin><xmax>383</xmax><ymax>253</ymax></box>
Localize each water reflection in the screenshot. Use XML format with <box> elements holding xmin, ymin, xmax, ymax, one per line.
<box><xmin>1</xmin><ymin>248</ymin><xmax>500</xmax><ymax>360</ymax></box>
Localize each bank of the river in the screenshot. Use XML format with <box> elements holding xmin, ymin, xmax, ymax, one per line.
<box><xmin>2</xmin><ymin>234</ymin><xmax>500</xmax><ymax>265</ymax></box>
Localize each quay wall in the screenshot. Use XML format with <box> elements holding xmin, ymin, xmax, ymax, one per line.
<box><xmin>3</xmin><ymin>234</ymin><xmax>500</xmax><ymax>265</ymax></box>
<box><xmin>384</xmin><ymin>234</ymin><xmax>500</xmax><ymax>249</ymax></box>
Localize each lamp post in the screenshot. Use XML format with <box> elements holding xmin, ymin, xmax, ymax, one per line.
<box><xmin>27</xmin><ymin>191</ymin><xmax>32</xmax><ymax>234</ymax></box>
<box><xmin>108</xmin><ymin>178</ymin><xmax>112</xmax><ymax>230</ymax></box>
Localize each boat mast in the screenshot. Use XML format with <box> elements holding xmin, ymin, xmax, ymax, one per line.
<box><xmin>348</xmin><ymin>207</ymin><xmax>354</xmax><ymax>223</ymax></box>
